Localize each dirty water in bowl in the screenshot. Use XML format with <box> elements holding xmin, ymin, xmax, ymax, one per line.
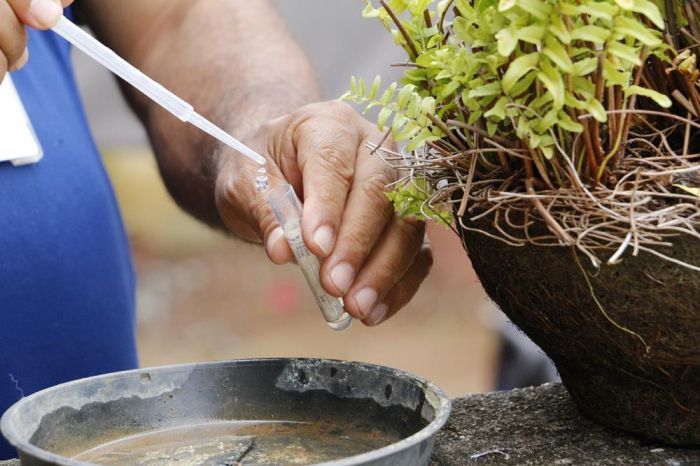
<box><xmin>72</xmin><ymin>419</ymin><xmax>402</xmax><ymax>465</ymax></box>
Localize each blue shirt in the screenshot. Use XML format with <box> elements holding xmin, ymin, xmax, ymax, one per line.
<box><xmin>0</xmin><ymin>19</ymin><xmax>138</xmax><ymax>459</ymax></box>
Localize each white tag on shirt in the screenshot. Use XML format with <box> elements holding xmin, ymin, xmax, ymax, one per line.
<box><xmin>0</xmin><ymin>75</ymin><xmax>43</xmax><ymax>166</ymax></box>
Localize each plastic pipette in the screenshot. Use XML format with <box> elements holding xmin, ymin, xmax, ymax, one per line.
<box><xmin>51</xmin><ymin>16</ymin><xmax>265</xmax><ymax>166</ymax></box>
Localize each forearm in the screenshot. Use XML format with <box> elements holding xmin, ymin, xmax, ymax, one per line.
<box><xmin>82</xmin><ymin>0</ymin><xmax>319</xmax><ymax>227</ymax></box>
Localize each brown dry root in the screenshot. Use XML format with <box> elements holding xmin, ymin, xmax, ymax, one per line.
<box><xmin>369</xmin><ymin>112</ymin><xmax>700</xmax><ymax>272</ymax></box>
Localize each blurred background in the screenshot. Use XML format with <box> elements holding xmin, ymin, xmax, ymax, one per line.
<box><xmin>70</xmin><ymin>0</ymin><xmax>525</xmax><ymax>397</ymax></box>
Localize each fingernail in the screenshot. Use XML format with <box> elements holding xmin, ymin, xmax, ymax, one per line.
<box><xmin>330</xmin><ymin>262</ymin><xmax>355</xmax><ymax>295</ymax></box>
<box><xmin>265</xmin><ymin>227</ymin><xmax>285</xmax><ymax>253</ymax></box>
<box><xmin>353</xmin><ymin>287</ymin><xmax>378</xmax><ymax>318</ymax></box>
<box><xmin>29</xmin><ymin>0</ymin><xmax>62</xmax><ymax>27</ymax></box>
<box><xmin>313</xmin><ymin>225</ymin><xmax>335</xmax><ymax>256</ymax></box>
<box><xmin>10</xmin><ymin>49</ymin><xmax>29</xmax><ymax>71</ymax></box>
<box><xmin>366</xmin><ymin>303</ymin><xmax>389</xmax><ymax>326</ymax></box>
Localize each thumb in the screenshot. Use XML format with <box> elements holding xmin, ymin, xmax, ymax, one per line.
<box><xmin>9</xmin><ymin>0</ymin><xmax>63</xmax><ymax>29</ymax></box>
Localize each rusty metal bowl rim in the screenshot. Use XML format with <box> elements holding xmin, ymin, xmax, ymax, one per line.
<box><xmin>1</xmin><ymin>358</ymin><xmax>452</xmax><ymax>466</ymax></box>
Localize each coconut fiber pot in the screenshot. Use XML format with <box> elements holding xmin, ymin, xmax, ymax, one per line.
<box><xmin>458</xmin><ymin>216</ymin><xmax>699</xmax><ymax>445</ymax></box>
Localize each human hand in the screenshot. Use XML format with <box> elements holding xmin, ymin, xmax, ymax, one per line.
<box><xmin>1</xmin><ymin>0</ymin><xmax>72</xmax><ymax>81</ymax></box>
<box><xmin>215</xmin><ymin>101</ymin><xmax>432</xmax><ymax>327</ymax></box>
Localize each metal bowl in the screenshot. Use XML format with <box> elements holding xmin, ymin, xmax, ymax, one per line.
<box><xmin>1</xmin><ymin>358</ymin><xmax>451</xmax><ymax>465</ymax></box>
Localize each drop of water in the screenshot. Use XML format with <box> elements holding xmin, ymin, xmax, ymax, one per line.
<box><xmin>255</xmin><ymin>164</ymin><xmax>269</xmax><ymax>192</ymax></box>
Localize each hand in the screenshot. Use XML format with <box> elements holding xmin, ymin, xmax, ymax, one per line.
<box><xmin>215</xmin><ymin>101</ymin><xmax>433</xmax><ymax>326</ymax></box>
<box><xmin>1</xmin><ymin>0</ymin><xmax>72</xmax><ymax>81</ymax></box>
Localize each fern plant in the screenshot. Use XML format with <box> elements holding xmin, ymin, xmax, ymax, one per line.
<box><xmin>344</xmin><ymin>0</ymin><xmax>670</xmax><ymax>181</ymax></box>
<box><xmin>344</xmin><ymin>0</ymin><xmax>699</xmax><ymax>266</ymax></box>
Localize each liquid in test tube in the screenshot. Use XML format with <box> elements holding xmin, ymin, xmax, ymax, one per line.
<box><xmin>268</xmin><ymin>184</ymin><xmax>352</xmax><ymax>331</ymax></box>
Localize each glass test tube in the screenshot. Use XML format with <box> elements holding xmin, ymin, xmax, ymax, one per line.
<box><xmin>268</xmin><ymin>184</ymin><xmax>353</xmax><ymax>331</ymax></box>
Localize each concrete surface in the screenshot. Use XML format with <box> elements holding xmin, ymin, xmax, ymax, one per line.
<box><xmin>431</xmin><ymin>384</ymin><xmax>700</xmax><ymax>465</ymax></box>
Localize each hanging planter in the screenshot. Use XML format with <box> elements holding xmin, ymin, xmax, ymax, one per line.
<box><xmin>345</xmin><ymin>0</ymin><xmax>700</xmax><ymax>445</ymax></box>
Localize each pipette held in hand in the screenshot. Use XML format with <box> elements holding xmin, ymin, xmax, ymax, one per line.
<box><xmin>50</xmin><ymin>15</ymin><xmax>265</xmax><ymax>166</ymax></box>
<box><xmin>268</xmin><ymin>184</ymin><xmax>353</xmax><ymax>331</ymax></box>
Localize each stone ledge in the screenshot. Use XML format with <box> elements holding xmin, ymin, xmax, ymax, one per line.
<box><xmin>430</xmin><ymin>383</ymin><xmax>699</xmax><ymax>465</ymax></box>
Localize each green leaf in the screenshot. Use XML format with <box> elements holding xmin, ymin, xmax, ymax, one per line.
<box><xmin>397</xmin><ymin>84</ymin><xmax>416</xmax><ymax>109</ymax></box>
<box><xmin>585</xmin><ymin>98</ymin><xmax>608</xmax><ymax>122</ymax></box>
<box><xmin>530</xmin><ymin>91</ymin><xmax>553</xmax><ymax>109</ymax></box>
<box><xmin>401</xmin><ymin>68</ymin><xmax>430</xmax><ymax>85</ymax></box>
<box><xmin>572</xmin><ymin>76</ymin><xmax>596</xmax><ymax>97</ymax></box>
<box><xmin>467</xmin><ymin>110</ymin><xmax>483</xmax><ymax>124</ymax></box>
<box><xmin>579</xmin><ymin>1</ymin><xmax>619</xmax><ymax>20</ymax></box>
<box><xmin>631</xmin><ymin>0</ymin><xmax>665</xmax><ymax>29</ymax></box>
<box><xmin>378</xmin><ymin>107</ymin><xmax>393</xmax><ymax>130</ymax></box>
<box><xmin>502</xmin><ymin>52</ymin><xmax>540</xmax><ymax>94</ymax></box>
<box><xmin>673</xmin><ymin>184</ymin><xmax>700</xmax><ymax>197</ymax></box>
<box><xmin>358</xmin><ymin>78</ymin><xmax>366</xmax><ymax>97</ymax></box>
<box><xmin>549</xmin><ymin>14</ymin><xmax>571</xmax><ymax>44</ymax></box>
<box><xmin>557</xmin><ymin>111</ymin><xmax>584</xmax><ymax>132</ymax></box>
<box><xmin>468</xmin><ymin>81</ymin><xmax>502</xmax><ymax>98</ymax></box>
<box><xmin>437</xmin><ymin>80</ymin><xmax>462</xmax><ymax>101</ymax></box>
<box><xmin>537</xmin><ymin>108</ymin><xmax>559</xmax><ymax>132</ymax></box>
<box><xmin>415</xmin><ymin>52</ymin><xmax>437</xmax><ymax>68</ymax></box>
<box><xmin>516</xmin><ymin>116</ymin><xmax>531</xmax><ymax>139</ymax></box>
<box><xmin>435</xmin><ymin>69</ymin><xmax>453</xmax><ymax>80</ymax></box>
<box><xmin>517</xmin><ymin>0</ymin><xmax>552</xmax><ymax>20</ymax></box>
<box><xmin>559</xmin><ymin>3</ymin><xmax>579</xmax><ymax>15</ymax></box>
<box><xmin>350</xmin><ymin>76</ymin><xmax>358</xmax><ymax>95</ymax></box>
<box><xmin>498</xmin><ymin>0</ymin><xmax>517</xmax><ymax>12</ymax></box>
<box><xmin>475</xmin><ymin>0</ymin><xmax>498</xmax><ymax>13</ymax></box>
<box><xmin>607</xmin><ymin>41</ymin><xmax>642</xmax><ymax>66</ymax></box>
<box><xmin>406</xmin><ymin>95</ymin><xmax>422</xmax><ymax>118</ymax></box>
<box><xmin>406</xmin><ymin>128</ymin><xmax>437</xmax><ymax>151</ymax></box>
<box><xmin>386</xmin><ymin>177</ymin><xmax>454</xmax><ymax>227</ymax></box>
<box><xmin>362</xmin><ymin>1</ymin><xmax>381</xmax><ymax>18</ymax></box>
<box><xmin>391</xmin><ymin>112</ymin><xmax>409</xmax><ymax>133</ymax></box>
<box><xmin>565</xmin><ymin>92</ymin><xmax>587</xmax><ymax>109</ymax></box>
<box><xmin>537</xmin><ymin>59</ymin><xmax>565</xmax><ymax>109</ymax></box>
<box><xmin>615</xmin><ymin>16</ymin><xmax>662</xmax><ymax>46</ymax></box>
<box><xmin>541</xmin><ymin>144</ymin><xmax>554</xmax><ymax>160</ymax></box>
<box><xmin>572</xmin><ymin>57</ymin><xmax>599</xmax><ymax>76</ymax></box>
<box><xmin>496</xmin><ymin>26</ymin><xmax>518</xmax><ymax>56</ymax></box>
<box><xmin>615</xmin><ymin>0</ymin><xmax>634</xmax><ymax>9</ymax></box>
<box><xmin>486</xmin><ymin>120</ymin><xmax>499</xmax><ymax>136</ymax></box>
<box><xmin>570</xmin><ymin>25</ymin><xmax>611</xmax><ymax>43</ymax></box>
<box><xmin>485</xmin><ymin>96</ymin><xmax>509</xmax><ymax>120</ymax></box>
<box><xmin>421</xmin><ymin>97</ymin><xmax>437</xmax><ymax>114</ymax></box>
<box><xmin>602</xmin><ymin>58</ymin><xmax>631</xmax><ymax>85</ymax></box>
<box><xmin>517</xmin><ymin>25</ymin><xmax>547</xmax><ymax>45</ymax></box>
<box><xmin>508</xmin><ymin>69</ymin><xmax>538</xmax><ymax>97</ymax></box>
<box><xmin>380</xmin><ymin>82</ymin><xmax>398</xmax><ymax>105</ymax></box>
<box><xmin>368</xmin><ymin>76</ymin><xmax>382</xmax><ymax>100</ymax></box>
<box><xmin>395</xmin><ymin>121</ymin><xmax>421</xmax><ymax>141</ymax></box>
<box><xmin>625</xmin><ymin>85</ymin><xmax>672</xmax><ymax>107</ymax></box>
<box><xmin>543</xmin><ymin>36</ymin><xmax>574</xmax><ymax>73</ymax></box>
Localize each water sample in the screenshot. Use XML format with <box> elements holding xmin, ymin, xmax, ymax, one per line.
<box><xmin>73</xmin><ymin>419</ymin><xmax>398</xmax><ymax>465</ymax></box>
